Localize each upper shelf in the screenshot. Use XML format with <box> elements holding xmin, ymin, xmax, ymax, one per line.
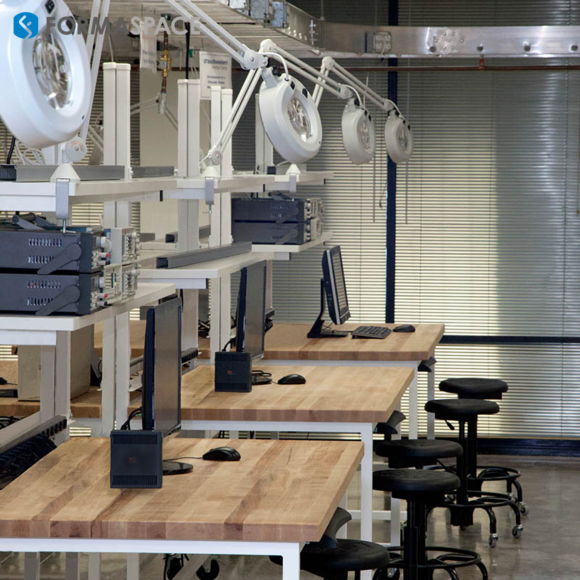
<box><xmin>0</xmin><ymin>170</ymin><xmax>331</xmax><ymax>212</ymax></box>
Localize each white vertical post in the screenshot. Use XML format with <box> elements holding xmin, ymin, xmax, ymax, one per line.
<box><xmin>101</xmin><ymin>318</ymin><xmax>116</xmax><ymax>435</ymax></box>
<box><xmin>115</xmin><ymin>312</ymin><xmax>131</xmax><ymax>427</ymax></box>
<box><xmin>127</xmin><ymin>554</ymin><xmax>140</xmax><ymax>580</ymax></box>
<box><xmin>39</xmin><ymin>346</ymin><xmax>56</xmax><ymax>423</ymax></box>
<box><xmin>88</xmin><ymin>554</ymin><xmax>101</xmax><ymax>580</ymax></box>
<box><xmin>24</xmin><ymin>553</ymin><xmax>40</xmax><ymax>580</ymax></box>
<box><xmin>220</xmin><ymin>89</ymin><xmax>233</xmax><ymax>243</ymax></box>
<box><xmin>408</xmin><ymin>365</ymin><xmax>419</xmax><ymax>440</ymax></box>
<box><xmin>255</xmin><ymin>93</ymin><xmax>274</xmax><ymax>175</ymax></box>
<box><xmin>360</xmin><ymin>425</ymin><xmax>374</xmax><ymax>580</ymax></box>
<box><xmin>54</xmin><ymin>331</ymin><xmax>71</xmax><ymax>441</ymax></box>
<box><xmin>103</xmin><ymin>62</ymin><xmax>132</xmax><ymax>228</ymax></box>
<box><xmin>281</xmin><ymin>544</ymin><xmax>301</xmax><ymax>580</ymax></box>
<box><xmin>177</xmin><ymin>79</ymin><xmax>202</xmax><ymax>357</ymax></box>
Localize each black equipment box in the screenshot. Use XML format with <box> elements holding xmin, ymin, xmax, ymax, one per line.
<box><xmin>231</xmin><ymin>197</ymin><xmax>323</xmax><ymax>223</ymax></box>
<box><xmin>110</xmin><ymin>430</ymin><xmax>163</xmax><ymax>489</ymax></box>
<box><xmin>0</xmin><ymin>229</ymin><xmax>107</xmax><ymax>274</ymax></box>
<box><xmin>0</xmin><ymin>272</ymin><xmax>102</xmax><ymax>316</ymax></box>
<box><xmin>215</xmin><ymin>351</ymin><xmax>252</xmax><ymax>392</ymax></box>
<box><xmin>232</xmin><ymin>220</ymin><xmax>322</xmax><ymax>245</ymax></box>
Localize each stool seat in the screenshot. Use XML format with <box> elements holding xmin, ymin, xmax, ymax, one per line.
<box><xmin>425</xmin><ymin>399</ymin><xmax>500</xmax><ymax>420</ymax></box>
<box><xmin>373</xmin><ymin>469</ymin><xmax>460</xmax><ymax>494</ymax></box>
<box><xmin>271</xmin><ymin>540</ymin><xmax>389</xmax><ymax>580</ymax></box>
<box><xmin>375</xmin><ymin>439</ymin><xmax>463</xmax><ymax>460</ymax></box>
<box><xmin>440</xmin><ymin>378</ymin><xmax>508</xmax><ymax>399</ymax></box>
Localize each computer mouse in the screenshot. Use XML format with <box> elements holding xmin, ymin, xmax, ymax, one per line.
<box><xmin>202</xmin><ymin>447</ymin><xmax>241</xmax><ymax>462</ymax></box>
<box><xmin>394</xmin><ymin>324</ymin><xmax>416</xmax><ymax>333</ymax></box>
<box><xmin>277</xmin><ymin>374</ymin><xmax>307</xmax><ymax>385</ymax></box>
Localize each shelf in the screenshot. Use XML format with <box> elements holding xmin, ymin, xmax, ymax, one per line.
<box><xmin>251</xmin><ymin>231</ymin><xmax>334</xmax><ymax>260</ymax></box>
<box><xmin>0</xmin><ymin>178</ymin><xmax>175</xmax><ymax>212</ymax></box>
<box><xmin>265</xmin><ymin>171</ymin><xmax>334</xmax><ymax>193</ymax></box>
<box><xmin>0</xmin><ymin>283</ymin><xmax>175</xmax><ymax>345</ymax></box>
<box><xmin>139</xmin><ymin>252</ymin><xmax>275</xmax><ymax>290</ymax></box>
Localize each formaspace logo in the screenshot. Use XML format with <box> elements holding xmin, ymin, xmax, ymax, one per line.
<box><xmin>14</xmin><ymin>12</ymin><xmax>39</xmax><ymax>39</ymax></box>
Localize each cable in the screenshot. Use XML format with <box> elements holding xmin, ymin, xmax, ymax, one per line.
<box><xmin>164</xmin><ymin>456</ymin><xmax>203</xmax><ymax>461</ymax></box>
<box><xmin>260</xmin><ymin>51</ymin><xmax>290</xmax><ymax>81</ymax></box>
<box><xmin>6</xmin><ymin>137</ymin><xmax>15</xmax><ymax>164</ymax></box>
<box><xmin>120</xmin><ymin>407</ymin><xmax>142</xmax><ymax>431</ymax></box>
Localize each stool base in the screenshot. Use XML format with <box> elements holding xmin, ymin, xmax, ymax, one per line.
<box><xmin>374</xmin><ymin>546</ymin><xmax>487</xmax><ymax>580</ymax></box>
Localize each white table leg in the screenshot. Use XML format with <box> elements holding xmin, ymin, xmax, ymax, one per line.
<box><xmin>54</xmin><ymin>332</ymin><xmax>72</xmax><ymax>444</ymax></box>
<box><xmin>88</xmin><ymin>553</ymin><xmax>101</xmax><ymax>580</ymax></box>
<box><xmin>24</xmin><ymin>553</ymin><xmax>40</xmax><ymax>580</ymax></box>
<box><xmin>281</xmin><ymin>543</ymin><xmax>301</xmax><ymax>580</ymax></box>
<box><xmin>127</xmin><ymin>553</ymin><xmax>140</xmax><ymax>580</ymax></box>
<box><xmin>360</xmin><ymin>424</ymin><xmax>374</xmax><ymax>542</ymax></box>
<box><xmin>101</xmin><ymin>318</ymin><xmax>116</xmax><ymax>435</ymax></box>
<box><xmin>65</xmin><ymin>553</ymin><xmax>80</xmax><ymax>580</ymax></box>
<box><xmin>408</xmin><ymin>365</ymin><xmax>419</xmax><ymax>440</ymax></box>
<box><xmin>427</xmin><ymin>367</ymin><xmax>435</xmax><ymax>440</ymax></box>
<box><xmin>40</xmin><ymin>346</ymin><xmax>56</xmax><ymax>423</ymax></box>
<box><xmin>115</xmin><ymin>313</ymin><xmax>131</xmax><ymax>428</ymax></box>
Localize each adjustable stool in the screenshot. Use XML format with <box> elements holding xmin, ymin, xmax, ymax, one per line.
<box><xmin>425</xmin><ymin>399</ymin><xmax>523</xmax><ymax>547</ymax></box>
<box><xmin>439</xmin><ymin>378</ymin><xmax>526</xmax><ymax>514</ymax></box>
<box><xmin>373</xmin><ymin>469</ymin><xmax>487</xmax><ymax>580</ymax></box>
<box><xmin>270</xmin><ymin>507</ymin><xmax>390</xmax><ymax>580</ymax></box>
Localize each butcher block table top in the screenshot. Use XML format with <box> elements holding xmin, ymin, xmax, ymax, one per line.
<box><xmin>0</xmin><ymin>437</ymin><xmax>363</xmax><ymax>542</ymax></box>
<box><xmin>140</xmin><ymin>364</ymin><xmax>413</xmax><ymax>424</ymax></box>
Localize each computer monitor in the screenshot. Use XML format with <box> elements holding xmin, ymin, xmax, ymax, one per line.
<box><xmin>141</xmin><ymin>297</ymin><xmax>191</xmax><ymax>475</ymax></box>
<box><xmin>236</xmin><ymin>261</ymin><xmax>267</xmax><ymax>361</ymax></box>
<box><xmin>308</xmin><ymin>246</ymin><xmax>351</xmax><ymax>338</ymax></box>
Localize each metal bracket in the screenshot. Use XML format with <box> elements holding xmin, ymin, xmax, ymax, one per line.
<box><xmin>250</xmin><ymin>0</ymin><xmax>268</xmax><ymax>22</ymax></box>
<box><xmin>271</xmin><ymin>2</ymin><xmax>287</xmax><ymax>28</ymax></box>
<box><xmin>205</xmin><ymin>177</ymin><xmax>216</xmax><ymax>206</ymax></box>
<box><xmin>55</xmin><ymin>179</ymin><xmax>71</xmax><ymax>222</ymax></box>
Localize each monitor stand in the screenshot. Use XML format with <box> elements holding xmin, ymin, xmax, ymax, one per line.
<box><xmin>307</xmin><ymin>279</ymin><xmax>349</xmax><ymax>339</ymax></box>
<box><xmin>162</xmin><ymin>461</ymin><xmax>193</xmax><ymax>475</ymax></box>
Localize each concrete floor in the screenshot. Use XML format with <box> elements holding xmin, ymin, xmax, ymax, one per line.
<box><xmin>0</xmin><ymin>454</ymin><xmax>576</xmax><ymax>579</ymax></box>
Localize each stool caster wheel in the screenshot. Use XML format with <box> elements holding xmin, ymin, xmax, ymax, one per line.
<box><xmin>373</xmin><ymin>567</ymin><xmax>399</xmax><ymax>580</ymax></box>
<box><xmin>488</xmin><ymin>533</ymin><xmax>499</xmax><ymax>548</ymax></box>
<box><xmin>518</xmin><ymin>502</ymin><xmax>529</xmax><ymax>516</ymax></box>
<box><xmin>197</xmin><ymin>559</ymin><xmax>220</xmax><ymax>580</ymax></box>
<box><xmin>512</xmin><ymin>525</ymin><xmax>524</xmax><ymax>539</ymax></box>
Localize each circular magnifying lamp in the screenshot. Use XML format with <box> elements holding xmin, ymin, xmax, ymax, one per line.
<box><xmin>342</xmin><ymin>99</ymin><xmax>375</xmax><ymax>165</ymax></box>
<box><xmin>259</xmin><ymin>69</ymin><xmax>323</xmax><ymax>164</ymax></box>
<box><xmin>384</xmin><ymin>113</ymin><xmax>414</xmax><ymax>163</ymax></box>
<box><xmin>0</xmin><ymin>0</ymin><xmax>91</xmax><ymax>149</ymax></box>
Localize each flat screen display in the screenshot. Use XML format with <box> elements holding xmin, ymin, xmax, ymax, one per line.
<box><xmin>236</xmin><ymin>261</ymin><xmax>267</xmax><ymax>360</ymax></box>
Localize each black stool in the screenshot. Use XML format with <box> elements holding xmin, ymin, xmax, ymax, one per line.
<box><xmin>439</xmin><ymin>378</ymin><xmax>526</xmax><ymax>514</ymax></box>
<box><xmin>425</xmin><ymin>399</ymin><xmax>523</xmax><ymax>547</ymax></box>
<box><xmin>271</xmin><ymin>507</ymin><xmax>390</xmax><ymax>580</ymax></box>
<box><xmin>373</xmin><ymin>469</ymin><xmax>487</xmax><ymax>580</ymax></box>
<box><xmin>375</xmin><ymin>439</ymin><xmax>463</xmax><ymax>470</ymax></box>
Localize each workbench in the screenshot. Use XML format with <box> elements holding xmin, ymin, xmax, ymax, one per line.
<box><xmin>0</xmin><ymin>437</ymin><xmax>363</xmax><ymax>580</ymax></box>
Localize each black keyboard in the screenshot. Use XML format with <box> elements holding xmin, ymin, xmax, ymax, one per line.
<box><xmin>351</xmin><ymin>326</ymin><xmax>391</xmax><ymax>340</ymax></box>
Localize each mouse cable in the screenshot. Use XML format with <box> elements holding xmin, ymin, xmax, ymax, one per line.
<box><xmin>164</xmin><ymin>456</ymin><xmax>203</xmax><ymax>461</ymax></box>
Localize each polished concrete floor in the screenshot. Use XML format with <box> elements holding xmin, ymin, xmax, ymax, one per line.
<box><xmin>0</xmin><ymin>454</ymin><xmax>576</xmax><ymax>579</ymax></box>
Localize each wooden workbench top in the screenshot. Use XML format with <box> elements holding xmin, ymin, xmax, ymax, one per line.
<box><xmin>94</xmin><ymin>320</ymin><xmax>146</xmax><ymax>358</ymax></box>
<box><xmin>262</xmin><ymin>323</ymin><xmax>445</xmax><ymax>362</ymax></box>
<box><xmin>0</xmin><ymin>437</ymin><xmax>363</xmax><ymax>542</ymax></box>
<box><xmin>170</xmin><ymin>364</ymin><xmax>412</xmax><ymax>423</ymax></box>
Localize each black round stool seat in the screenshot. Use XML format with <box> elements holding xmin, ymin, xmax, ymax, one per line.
<box><xmin>271</xmin><ymin>540</ymin><xmax>389</xmax><ymax>580</ymax></box>
<box><xmin>373</xmin><ymin>468</ymin><xmax>460</xmax><ymax>495</ymax></box>
<box><xmin>375</xmin><ymin>439</ymin><xmax>463</xmax><ymax>462</ymax></box>
<box><xmin>440</xmin><ymin>377</ymin><xmax>508</xmax><ymax>399</ymax></box>
<box><xmin>425</xmin><ymin>398</ymin><xmax>500</xmax><ymax>421</ymax></box>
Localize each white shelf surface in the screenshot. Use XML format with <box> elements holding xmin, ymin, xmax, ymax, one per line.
<box><xmin>266</xmin><ymin>171</ymin><xmax>334</xmax><ymax>192</ymax></box>
<box><xmin>251</xmin><ymin>231</ymin><xmax>334</xmax><ymax>260</ymax></box>
<box><xmin>0</xmin><ymin>283</ymin><xmax>175</xmax><ymax>345</ymax></box>
<box><xmin>139</xmin><ymin>251</ymin><xmax>275</xmax><ymax>290</ymax></box>
<box><xmin>167</xmin><ymin>173</ymin><xmax>277</xmax><ymax>199</ymax></box>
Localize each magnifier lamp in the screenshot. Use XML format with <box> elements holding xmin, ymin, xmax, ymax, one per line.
<box><xmin>0</xmin><ymin>0</ymin><xmax>91</xmax><ymax>150</ymax></box>
<box><xmin>258</xmin><ymin>68</ymin><xmax>323</xmax><ymax>165</ymax></box>
<box><xmin>341</xmin><ymin>99</ymin><xmax>375</xmax><ymax>165</ymax></box>
<box><xmin>384</xmin><ymin>113</ymin><xmax>413</xmax><ymax>163</ymax></box>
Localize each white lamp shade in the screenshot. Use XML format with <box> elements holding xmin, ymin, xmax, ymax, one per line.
<box><xmin>342</xmin><ymin>102</ymin><xmax>375</xmax><ymax>165</ymax></box>
<box><xmin>259</xmin><ymin>71</ymin><xmax>322</xmax><ymax>164</ymax></box>
<box><xmin>0</xmin><ymin>0</ymin><xmax>91</xmax><ymax>149</ymax></box>
<box><xmin>384</xmin><ymin>114</ymin><xmax>414</xmax><ymax>163</ymax></box>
